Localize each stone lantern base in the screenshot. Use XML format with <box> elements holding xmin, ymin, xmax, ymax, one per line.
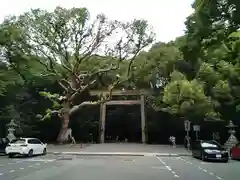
<box><xmin>224</xmin><ymin>134</ymin><xmax>238</xmax><ymax>149</ymax></box>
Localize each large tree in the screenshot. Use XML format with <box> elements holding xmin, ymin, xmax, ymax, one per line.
<box><xmin>143</xmin><ymin>0</ymin><xmax>240</xmax><ymax>123</ymax></box>
<box><xmin>161</xmin><ymin>70</ymin><xmax>218</xmax><ymax>123</ymax></box>
<box><xmin>163</xmin><ymin>0</ymin><xmax>240</xmax><ymax>122</ymax></box>
<box><xmin>0</xmin><ymin>7</ymin><xmax>155</xmax><ymax>142</ymax></box>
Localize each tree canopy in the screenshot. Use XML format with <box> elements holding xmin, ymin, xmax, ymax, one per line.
<box><xmin>0</xmin><ymin>7</ymin><xmax>155</xmax><ymax>142</ymax></box>
<box><xmin>0</xmin><ymin>1</ymin><xmax>240</xmax><ymax>142</ymax></box>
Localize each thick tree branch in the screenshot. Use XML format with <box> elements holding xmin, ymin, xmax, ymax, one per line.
<box><xmin>62</xmin><ymin>64</ymin><xmax>73</xmax><ymax>73</ymax></box>
<box><xmin>69</xmin><ymin>79</ymin><xmax>121</xmax><ymax>115</ymax></box>
<box><xmin>60</xmin><ymin>79</ymin><xmax>76</xmax><ymax>92</ymax></box>
<box><xmin>89</xmin><ymin>64</ymin><xmax>118</xmax><ymax>78</ymax></box>
<box><xmin>73</xmin><ymin>20</ymin><xmax>118</xmax><ymax>73</ymax></box>
<box><xmin>58</xmin><ymin>81</ymin><xmax>69</xmax><ymax>92</ymax></box>
<box><xmin>69</xmin><ymin>64</ymin><xmax>118</xmax><ymax>100</ymax></box>
<box><xmin>70</xmin><ymin>79</ymin><xmax>96</xmax><ymax>101</ymax></box>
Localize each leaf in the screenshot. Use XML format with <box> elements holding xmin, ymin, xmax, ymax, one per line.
<box><xmin>229</xmin><ymin>31</ymin><xmax>240</xmax><ymax>38</ymax></box>
<box><xmin>170</xmin><ymin>71</ymin><xmax>186</xmax><ymax>81</ymax></box>
<box><xmin>161</xmin><ymin>78</ymin><xmax>216</xmax><ymax>120</ymax></box>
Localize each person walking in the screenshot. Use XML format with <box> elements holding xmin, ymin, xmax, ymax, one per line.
<box><xmin>169</xmin><ymin>136</ymin><xmax>176</xmax><ymax>148</ymax></box>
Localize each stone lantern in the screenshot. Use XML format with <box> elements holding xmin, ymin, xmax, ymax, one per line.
<box><xmin>224</xmin><ymin>120</ymin><xmax>238</xmax><ymax>150</ymax></box>
<box><xmin>6</xmin><ymin>119</ymin><xmax>18</xmax><ymax>142</ymax></box>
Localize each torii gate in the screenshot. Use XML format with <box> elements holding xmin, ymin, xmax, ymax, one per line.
<box><xmin>89</xmin><ymin>89</ymin><xmax>153</xmax><ymax>144</ymax></box>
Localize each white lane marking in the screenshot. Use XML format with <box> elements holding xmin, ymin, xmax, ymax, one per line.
<box><xmin>180</xmin><ymin>158</ymin><xmax>193</xmax><ymax>165</ymax></box>
<box><xmin>156</xmin><ymin>157</ymin><xmax>165</xmax><ymax>164</ymax></box>
<box><xmin>9</xmin><ymin>170</ymin><xmax>15</xmax><ymax>173</ymax></box>
<box><xmin>0</xmin><ymin>164</ymin><xmax>3</xmax><ymax>167</ymax></box>
<box><xmin>166</xmin><ymin>166</ymin><xmax>172</xmax><ymax>171</ymax></box>
<box><xmin>156</xmin><ymin>156</ymin><xmax>180</xmax><ymax>178</ymax></box>
<box><xmin>180</xmin><ymin>157</ymin><xmax>225</xmax><ymax>180</ymax></box>
<box><xmin>28</xmin><ymin>165</ymin><xmax>33</xmax><ymax>168</ymax></box>
<box><xmin>198</xmin><ymin>166</ymin><xmax>208</xmax><ymax>173</ymax></box>
<box><xmin>8</xmin><ymin>163</ymin><xmax>13</xmax><ymax>165</ymax></box>
<box><xmin>179</xmin><ymin>157</ymin><xmax>186</xmax><ymax>161</ymax></box>
<box><xmin>0</xmin><ymin>173</ymin><xmax>3</xmax><ymax>176</ymax></box>
<box><xmin>35</xmin><ymin>163</ymin><xmax>40</xmax><ymax>166</ymax></box>
<box><xmin>20</xmin><ymin>168</ymin><xmax>24</xmax><ymax>170</ymax></box>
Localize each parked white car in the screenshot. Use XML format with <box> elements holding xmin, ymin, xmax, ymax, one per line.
<box><xmin>5</xmin><ymin>138</ymin><xmax>47</xmax><ymax>158</ymax></box>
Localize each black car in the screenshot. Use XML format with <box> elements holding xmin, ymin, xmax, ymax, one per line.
<box><xmin>192</xmin><ymin>140</ymin><xmax>229</xmax><ymax>162</ymax></box>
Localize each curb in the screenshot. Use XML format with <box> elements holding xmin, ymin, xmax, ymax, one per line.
<box><xmin>48</xmin><ymin>152</ymin><xmax>191</xmax><ymax>157</ymax></box>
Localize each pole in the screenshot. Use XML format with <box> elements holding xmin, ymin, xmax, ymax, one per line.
<box><xmin>184</xmin><ymin>120</ymin><xmax>191</xmax><ymax>151</ymax></box>
<box><xmin>187</xmin><ymin>130</ymin><xmax>190</xmax><ymax>151</ymax></box>
<box><xmin>196</xmin><ymin>131</ymin><xmax>198</xmax><ymax>140</ymax></box>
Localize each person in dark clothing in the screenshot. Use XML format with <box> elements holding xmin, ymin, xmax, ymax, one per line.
<box><xmin>0</xmin><ymin>138</ymin><xmax>9</xmax><ymax>153</ymax></box>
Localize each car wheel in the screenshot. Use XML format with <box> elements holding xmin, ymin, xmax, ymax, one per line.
<box><xmin>223</xmin><ymin>159</ymin><xmax>229</xmax><ymax>163</ymax></box>
<box><xmin>28</xmin><ymin>149</ymin><xmax>33</xmax><ymax>157</ymax></box>
<box><xmin>8</xmin><ymin>154</ymin><xmax>14</xmax><ymax>158</ymax></box>
<box><xmin>42</xmin><ymin>148</ymin><xmax>47</xmax><ymax>155</ymax></box>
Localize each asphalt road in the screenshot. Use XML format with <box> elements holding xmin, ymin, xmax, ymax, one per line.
<box><xmin>0</xmin><ymin>154</ymin><xmax>239</xmax><ymax>180</ymax></box>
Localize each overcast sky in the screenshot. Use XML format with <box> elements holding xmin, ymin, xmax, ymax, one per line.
<box><xmin>0</xmin><ymin>0</ymin><xmax>194</xmax><ymax>42</ymax></box>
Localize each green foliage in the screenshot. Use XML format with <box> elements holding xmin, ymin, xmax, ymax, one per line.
<box><xmin>0</xmin><ymin>6</ymin><xmax>155</xmax><ymax>141</ymax></box>
<box><xmin>39</xmin><ymin>91</ymin><xmax>60</xmax><ymax>100</ymax></box>
<box><xmin>212</xmin><ymin>80</ymin><xmax>233</xmax><ymax>101</ymax></box>
<box><xmin>162</xmin><ymin>78</ymin><xmax>216</xmax><ymax>119</ymax></box>
<box><xmin>170</xmin><ymin>71</ymin><xmax>186</xmax><ymax>81</ymax></box>
<box><xmin>229</xmin><ymin>31</ymin><xmax>240</xmax><ymax>38</ymax></box>
<box><xmin>197</xmin><ymin>62</ymin><xmax>220</xmax><ymax>86</ymax></box>
<box><xmin>152</xmin><ymin>0</ymin><xmax>239</xmax><ymax>123</ymax></box>
<box><xmin>216</xmin><ymin>61</ymin><xmax>235</xmax><ymax>79</ymax></box>
<box><xmin>1</xmin><ymin>0</ymin><xmax>240</xmax><ymax>139</ymax></box>
<box><xmin>131</xmin><ymin>42</ymin><xmax>181</xmax><ymax>88</ymax></box>
<box><xmin>0</xmin><ymin>62</ymin><xmax>23</xmax><ymax>96</ymax></box>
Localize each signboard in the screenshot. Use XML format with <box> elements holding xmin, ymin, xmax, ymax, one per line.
<box><xmin>193</xmin><ymin>125</ymin><xmax>200</xmax><ymax>132</ymax></box>
<box><xmin>184</xmin><ymin>120</ymin><xmax>191</xmax><ymax>131</ymax></box>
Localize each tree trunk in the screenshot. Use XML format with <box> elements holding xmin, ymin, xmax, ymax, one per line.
<box><xmin>57</xmin><ymin>112</ymin><xmax>70</xmax><ymax>143</ymax></box>
<box><xmin>57</xmin><ymin>76</ymin><xmax>77</xmax><ymax>143</ymax></box>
